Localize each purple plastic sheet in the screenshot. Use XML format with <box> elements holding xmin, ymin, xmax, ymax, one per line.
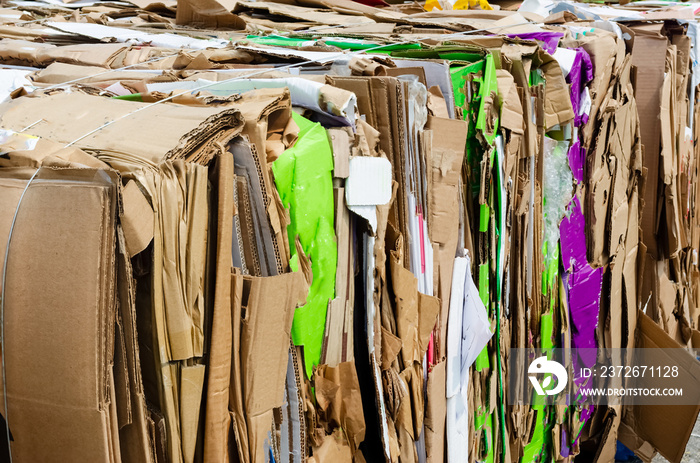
<box><xmin>560</xmin><ymin>197</ymin><xmax>586</xmax><ymax>272</ymax></box>
<box><xmin>566</xmin><ymin>48</ymin><xmax>594</xmax><ymax>126</ymax></box>
<box><xmin>560</xmin><ymin>196</ymin><xmax>603</xmax><ymax>398</ymax></box>
<box><xmin>507</xmin><ymin>32</ymin><xmax>564</xmax><ymax>55</ymax></box>
<box><xmin>560</xmin><ymin>197</ymin><xmax>602</xmax><ymax>350</ymax></box>
<box><xmin>561</xmin><ymin>430</ymin><xmax>570</xmax><ymax>458</ymax></box>
<box><xmin>560</xmin><ymin>45</ymin><xmax>599</xmax><ymax>370</ymax></box>
<box><xmin>567</xmin><ymin>140</ymin><xmax>585</xmax><ymax>183</ymax></box>
<box><xmin>557</xmin><ymin>44</ymin><xmax>599</xmax><ymax>449</ymax></box>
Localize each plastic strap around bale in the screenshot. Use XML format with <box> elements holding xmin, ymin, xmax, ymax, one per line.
<box><xmin>0</xmin><ymin>167</ymin><xmax>42</xmax><ymax>463</ymax></box>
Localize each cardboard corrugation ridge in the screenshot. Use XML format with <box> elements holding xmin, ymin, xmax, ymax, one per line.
<box><xmin>231</xmin><ymin>138</ymin><xmax>278</xmax><ymax>277</ymax></box>
<box><xmin>284</xmin><ymin>345</ymin><xmax>307</xmax><ymax>463</ymax></box>
<box><xmin>235</xmin><ymin>90</ymin><xmax>294</xmax><ymax>275</ymax></box>
<box><xmin>166</xmin><ymin>111</ymin><xmax>244</xmax><ymax>163</ymax></box>
<box><xmin>248</xmin><ymin>141</ymin><xmax>284</xmax><ymax>275</ymax></box>
<box><xmin>293</xmin><ymin>346</ymin><xmax>307</xmax><ymax>456</ymax></box>
<box><xmin>103</xmin><ymin>171</ymin><xmax>120</xmax><ymax>409</ymax></box>
<box><xmin>393</xmin><ymin>78</ymin><xmax>412</xmax><ymax>270</ymax></box>
<box><xmin>183</xmin><ymin>129</ymin><xmax>238</xmax><ymax>164</ymax></box>
<box><xmin>232</xmin><ymin>172</ymin><xmax>250</xmax><ymax>276</ymax></box>
<box><xmin>236</xmin><ymin>176</ymin><xmax>262</xmax><ymax>275</ymax></box>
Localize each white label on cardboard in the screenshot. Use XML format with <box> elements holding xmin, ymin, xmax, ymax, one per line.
<box><xmin>345</xmin><ymin>157</ymin><xmax>392</xmax><ymax>206</ymax></box>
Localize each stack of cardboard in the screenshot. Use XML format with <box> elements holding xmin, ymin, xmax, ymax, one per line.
<box><xmin>1</xmin><ymin>1</ymin><xmax>700</xmax><ymax>462</ymax></box>
<box><xmin>0</xmin><ymin>164</ymin><xmax>153</xmax><ymax>462</ymax></box>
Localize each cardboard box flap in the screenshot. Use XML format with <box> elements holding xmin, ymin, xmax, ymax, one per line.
<box><xmin>620</xmin><ymin>311</ymin><xmax>700</xmax><ymax>463</ymax></box>
<box><xmin>175</xmin><ymin>0</ymin><xmax>246</xmax><ymax>29</ymax></box>
<box><xmin>240</xmin><ymin>270</ymin><xmax>308</xmax><ymax>416</ymax></box>
<box><xmin>239</xmin><ymin>269</ymin><xmax>309</xmax><ymax>462</ymax></box>
<box><xmin>121</xmin><ymin>180</ymin><xmax>154</xmax><ymax>258</ymax></box>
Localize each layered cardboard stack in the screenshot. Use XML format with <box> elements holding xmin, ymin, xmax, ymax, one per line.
<box><xmin>0</xmin><ymin>0</ymin><xmax>700</xmax><ymax>462</ymax></box>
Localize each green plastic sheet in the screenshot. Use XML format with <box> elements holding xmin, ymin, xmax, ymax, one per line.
<box><xmin>246</xmin><ymin>35</ymin><xmax>421</xmax><ymax>52</ymax></box>
<box><xmin>272</xmin><ymin>112</ymin><xmax>337</xmax><ymax>378</ymax></box>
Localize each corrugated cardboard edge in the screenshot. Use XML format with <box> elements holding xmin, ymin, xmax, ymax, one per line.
<box><xmin>203</xmin><ymin>151</ymin><xmax>235</xmax><ymax>463</ymax></box>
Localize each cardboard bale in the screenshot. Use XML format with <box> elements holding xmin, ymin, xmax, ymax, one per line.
<box><xmin>0</xmin><ymin>168</ymin><xmax>124</xmax><ymax>462</ymax></box>
<box><xmin>0</xmin><ymin>5</ymin><xmax>699</xmax><ymax>463</ymax></box>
